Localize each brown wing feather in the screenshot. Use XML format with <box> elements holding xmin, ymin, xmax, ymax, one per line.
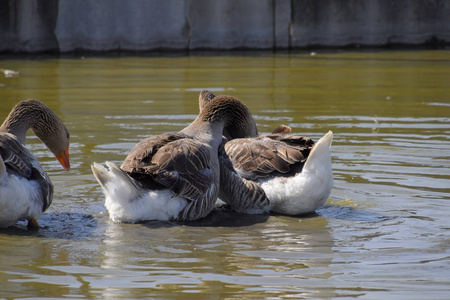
<box><xmin>0</xmin><ymin>133</ymin><xmax>33</xmax><ymax>177</ymax></box>
<box><xmin>120</xmin><ymin>132</ymin><xmax>216</xmax><ymax>221</ymax></box>
<box><xmin>121</xmin><ymin>132</ymin><xmax>186</xmax><ymax>172</ymax></box>
<box><xmin>265</xmin><ymin>133</ymin><xmax>315</xmax><ymax>147</ymax></box>
<box><xmin>0</xmin><ymin>132</ymin><xmax>53</xmax><ymax>211</ymax></box>
<box><xmin>218</xmin><ymin>152</ymin><xmax>270</xmax><ymax>212</ymax></box>
<box><xmin>224</xmin><ymin>135</ymin><xmax>315</xmax><ymax>180</ymax></box>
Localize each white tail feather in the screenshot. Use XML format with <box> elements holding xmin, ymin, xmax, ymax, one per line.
<box><xmin>91</xmin><ymin>161</ymin><xmax>188</xmax><ymax>222</ymax></box>
<box><xmin>91</xmin><ymin>161</ymin><xmax>141</xmax><ymax>203</ymax></box>
<box><xmin>263</xmin><ymin>131</ymin><xmax>334</xmax><ymax>215</ymax></box>
<box><xmin>304</xmin><ymin>131</ymin><xmax>333</xmax><ymax>171</ymax></box>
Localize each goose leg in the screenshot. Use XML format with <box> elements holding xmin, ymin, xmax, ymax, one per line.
<box><xmin>27</xmin><ymin>218</ymin><xmax>40</xmax><ymax>229</ymax></box>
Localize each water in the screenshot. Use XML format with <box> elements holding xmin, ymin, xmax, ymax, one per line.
<box><xmin>0</xmin><ymin>50</ymin><xmax>449</xmax><ymax>299</ymax></box>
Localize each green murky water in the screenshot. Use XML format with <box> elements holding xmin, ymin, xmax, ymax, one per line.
<box><xmin>1</xmin><ymin>50</ymin><xmax>449</xmax><ymax>299</ymax></box>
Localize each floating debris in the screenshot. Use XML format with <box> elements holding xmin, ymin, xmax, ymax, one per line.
<box><xmin>372</xmin><ymin>115</ymin><xmax>380</xmax><ymax>132</ymax></box>
<box><xmin>1</xmin><ymin>68</ymin><xmax>20</xmax><ymax>77</ymax></box>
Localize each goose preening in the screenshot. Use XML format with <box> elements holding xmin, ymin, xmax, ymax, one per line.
<box><xmin>91</xmin><ymin>96</ymin><xmax>269</xmax><ymax>223</ymax></box>
<box><xmin>199</xmin><ymin>90</ymin><xmax>333</xmax><ymax>216</ymax></box>
<box><xmin>0</xmin><ymin>100</ymin><xmax>70</xmax><ymax>228</ymax></box>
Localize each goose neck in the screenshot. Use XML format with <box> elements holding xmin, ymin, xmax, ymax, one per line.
<box><xmin>0</xmin><ymin>100</ymin><xmax>57</xmax><ymax>145</ymax></box>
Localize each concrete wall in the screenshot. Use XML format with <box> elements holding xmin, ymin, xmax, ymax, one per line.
<box><xmin>290</xmin><ymin>0</ymin><xmax>450</xmax><ymax>47</ymax></box>
<box><xmin>1</xmin><ymin>0</ymin><xmax>449</xmax><ymax>53</ymax></box>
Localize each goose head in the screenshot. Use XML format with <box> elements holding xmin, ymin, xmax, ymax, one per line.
<box><xmin>198</xmin><ymin>90</ymin><xmax>258</xmax><ymax>139</ymax></box>
<box><xmin>1</xmin><ymin>99</ymin><xmax>71</xmax><ymax>170</ymax></box>
<box><xmin>200</xmin><ymin>95</ymin><xmax>258</xmax><ymax>139</ymax></box>
<box><xmin>270</xmin><ymin>124</ymin><xmax>292</xmax><ymax>134</ymax></box>
<box><xmin>198</xmin><ymin>90</ymin><xmax>216</xmax><ymax>113</ymax></box>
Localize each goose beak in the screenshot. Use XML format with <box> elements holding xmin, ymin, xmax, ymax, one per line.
<box><xmin>56</xmin><ymin>147</ymin><xmax>70</xmax><ymax>170</ymax></box>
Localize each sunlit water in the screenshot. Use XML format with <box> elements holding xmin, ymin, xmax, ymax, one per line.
<box><xmin>0</xmin><ymin>50</ymin><xmax>449</xmax><ymax>299</ymax></box>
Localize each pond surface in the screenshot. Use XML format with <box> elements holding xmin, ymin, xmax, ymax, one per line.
<box><xmin>0</xmin><ymin>50</ymin><xmax>449</xmax><ymax>299</ymax></box>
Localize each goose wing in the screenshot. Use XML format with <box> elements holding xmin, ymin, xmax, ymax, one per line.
<box><xmin>218</xmin><ymin>150</ymin><xmax>270</xmax><ymax>213</ymax></box>
<box><xmin>0</xmin><ymin>133</ymin><xmax>53</xmax><ymax>211</ymax></box>
<box><xmin>223</xmin><ymin>134</ymin><xmax>315</xmax><ymax>180</ymax></box>
<box><xmin>0</xmin><ymin>133</ymin><xmax>33</xmax><ymax>177</ymax></box>
<box><xmin>121</xmin><ymin>132</ymin><xmax>216</xmax><ymax>221</ymax></box>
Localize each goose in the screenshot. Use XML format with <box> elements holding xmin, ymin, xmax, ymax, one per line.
<box><xmin>91</xmin><ymin>95</ymin><xmax>269</xmax><ymax>223</ymax></box>
<box><xmin>0</xmin><ymin>99</ymin><xmax>70</xmax><ymax>228</ymax></box>
<box><xmin>198</xmin><ymin>90</ymin><xmax>333</xmax><ymax>215</ymax></box>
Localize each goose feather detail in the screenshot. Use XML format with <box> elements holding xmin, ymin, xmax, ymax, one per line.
<box><xmin>199</xmin><ymin>90</ymin><xmax>333</xmax><ymax>215</ymax></box>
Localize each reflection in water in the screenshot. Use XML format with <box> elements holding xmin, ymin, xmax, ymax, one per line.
<box><xmin>99</xmin><ymin>213</ymin><xmax>334</xmax><ymax>298</ymax></box>
<box><xmin>0</xmin><ymin>50</ymin><xmax>449</xmax><ymax>299</ymax></box>
<box><xmin>0</xmin><ymin>214</ymin><xmax>103</xmax><ymax>299</ymax></box>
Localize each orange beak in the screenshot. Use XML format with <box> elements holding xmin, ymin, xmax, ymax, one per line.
<box><xmin>56</xmin><ymin>147</ymin><xmax>70</xmax><ymax>170</ymax></box>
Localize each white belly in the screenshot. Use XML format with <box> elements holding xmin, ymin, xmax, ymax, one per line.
<box><xmin>0</xmin><ymin>174</ymin><xmax>43</xmax><ymax>228</ymax></box>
